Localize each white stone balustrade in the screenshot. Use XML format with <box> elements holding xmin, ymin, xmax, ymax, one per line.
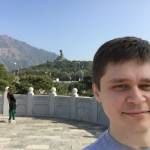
<box><xmin>1</xmin><ymin>86</ymin><xmax>109</xmax><ymax>128</ymax></box>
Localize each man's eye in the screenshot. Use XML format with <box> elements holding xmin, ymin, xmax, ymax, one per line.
<box><xmin>112</xmin><ymin>85</ymin><xmax>129</xmax><ymax>91</ymax></box>
<box><xmin>139</xmin><ymin>84</ymin><xmax>150</xmax><ymax>91</ymax></box>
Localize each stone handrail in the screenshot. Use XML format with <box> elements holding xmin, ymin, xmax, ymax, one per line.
<box><xmin>1</xmin><ymin>87</ymin><xmax>109</xmax><ymax>128</ymax></box>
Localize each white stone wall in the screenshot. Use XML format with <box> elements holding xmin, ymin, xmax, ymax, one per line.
<box><xmin>32</xmin><ymin>95</ymin><xmax>50</xmax><ymax>116</ymax></box>
<box><xmin>15</xmin><ymin>94</ymin><xmax>28</xmax><ymax>116</ymax></box>
<box><xmin>2</xmin><ymin>93</ymin><xmax>109</xmax><ymax>127</ymax></box>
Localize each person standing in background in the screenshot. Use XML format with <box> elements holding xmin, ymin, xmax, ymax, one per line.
<box><xmin>7</xmin><ymin>88</ymin><xmax>16</xmax><ymax>123</ymax></box>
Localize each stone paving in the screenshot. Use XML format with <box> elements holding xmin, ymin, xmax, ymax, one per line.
<box><xmin>0</xmin><ymin>116</ymin><xmax>104</xmax><ymax>150</ymax></box>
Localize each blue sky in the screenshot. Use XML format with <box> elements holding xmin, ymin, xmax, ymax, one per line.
<box><xmin>0</xmin><ymin>0</ymin><xmax>150</xmax><ymax>60</ymax></box>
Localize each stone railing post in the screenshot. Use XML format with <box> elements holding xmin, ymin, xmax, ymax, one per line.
<box><xmin>28</xmin><ymin>87</ymin><xmax>34</xmax><ymax>95</ymax></box>
<box><xmin>72</xmin><ymin>88</ymin><xmax>79</xmax><ymax>97</ymax></box>
<box><xmin>49</xmin><ymin>87</ymin><xmax>57</xmax><ymax>116</ymax></box>
<box><xmin>27</xmin><ymin>87</ymin><xmax>34</xmax><ymax>116</ymax></box>
<box><xmin>50</xmin><ymin>87</ymin><xmax>57</xmax><ymax>96</ymax></box>
<box><xmin>70</xmin><ymin>88</ymin><xmax>79</xmax><ymax>120</ymax></box>
<box><xmin>3</xmin><ymin>86</ymin><xmax>9</xmax><ymax>116</ymax></box>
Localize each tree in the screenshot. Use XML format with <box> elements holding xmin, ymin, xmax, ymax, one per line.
<box><xmin>0</xmin><ymin>64</ymin><xmax>14</xmax><ymax>92</ymax></box>
<box><xmin>15</xmin><ymin>75</ymin><xmax>53</xmax><ymax>94</ymax></box>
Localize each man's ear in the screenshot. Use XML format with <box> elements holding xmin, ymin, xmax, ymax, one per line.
<box><xmin>92</xmin><ymin>83</ymin><xmax>101</xmax><ymax>103</ymax></box>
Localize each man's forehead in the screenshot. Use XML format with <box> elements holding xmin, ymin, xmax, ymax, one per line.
<box><xmin>105</xmin><ymin>60</ymin><xmax>150</xmax><ymax>71</ymax></box>
<box><xmin>102</xmin><ymin>61</ymin><xmax>150</xmax><ymax>80</ymax></box>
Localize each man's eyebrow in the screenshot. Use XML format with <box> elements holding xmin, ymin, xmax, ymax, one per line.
<box><xmin>140</xmin><ymin>78</ymin><xmax>150</xmax><ymax>83</ymax></box>
<box><xmin>108</xmin><ymin>78</ymin><xmax>129</xmax><ymax>83</ymax></box>
<box><xmin>108</xmin><ymin>78</ymin><xmax>150</xmax><ymax>83</ymax></box>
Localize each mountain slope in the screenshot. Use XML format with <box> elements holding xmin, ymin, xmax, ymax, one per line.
<box><xmin>0</xmin><ymin>35</ymin><xmax>57</xmax><ymax>70</ymax></box>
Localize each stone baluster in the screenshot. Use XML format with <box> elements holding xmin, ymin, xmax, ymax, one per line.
<box><xmin>28</xmin><ymin>87</ymin><xmax>34</xmax><ymax>95</ymax></box>
<box><xmin>49</xmin><ymin>87</ymin><xmax>57</xmax><ymax>116</ymax></box>
<box><xmin>50</xmin><ymin>87</ymin><xmax>57</xmax><ymax>96</ymax></box>
<box><xmin>72</xmin><ymin>88</ymin><xmax>79</xmax><ymax>97</ymax></box>
<box><xmin>27</xmin><ymin>87</ymin><xmax>34</xmax><ymax>116</ymax></box>
<box><xmin>3</xmin><ymin>86</ymin><xmax>9</xmax><ymax>116</ymax></box>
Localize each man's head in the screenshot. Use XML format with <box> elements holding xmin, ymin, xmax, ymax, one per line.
<box><xmin>93</xmin><ymin>37</ymin><xmax>150</xmax><ymax>90</ymax></box>
<box><xmin>86</xmin><ymin>39</ymin><xmax>150</xmax><ymax>150</ymax></box>
<box><xmin>92</xmin><ymin>37</ymin><xmax>150</xmax><ymax>134</ymax></box>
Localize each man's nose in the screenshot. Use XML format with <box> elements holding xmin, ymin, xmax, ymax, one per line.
<box><xmin>126</xmin><ymin>87</ymin><xmax>146</xmax><ymax>104</ymax></box>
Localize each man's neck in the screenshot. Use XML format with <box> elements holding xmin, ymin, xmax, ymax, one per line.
<box><xmin>109</xmin><ymin>126</ymin><xmax>150</xmax><ymax>149</ymax></box>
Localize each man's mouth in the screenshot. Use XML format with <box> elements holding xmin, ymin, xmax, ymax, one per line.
<box><xmin>122</xmin><ymin>110</ymin><xmax>150</xmax><ymax>115</ymax></box>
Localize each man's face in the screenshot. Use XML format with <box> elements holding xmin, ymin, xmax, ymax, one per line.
<box><xmin>93</xmin><ymin>60</ymin><xmax>150</xmax><ymax>132</ymax></box>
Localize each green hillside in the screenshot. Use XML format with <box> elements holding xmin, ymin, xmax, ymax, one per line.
<box><xmin>16</xmin><ymin>59</ymin><xmax>93</xmax><ymax>96</ymax></box>
<box><xmin>20</xmin><ymin>59</ymin><xmax>92</xmax><ymax>81</ymax></box>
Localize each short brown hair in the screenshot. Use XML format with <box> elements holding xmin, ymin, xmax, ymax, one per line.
<box><xmin>93</xmin><ymin>37</ymin><xmax>150</xmax><ymax>89</ymax></box>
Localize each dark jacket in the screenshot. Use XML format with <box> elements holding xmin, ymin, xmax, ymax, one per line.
<box><xmin>7</xmin><ymin>92</ymin><xmax>16</xmax><ymax>109</ymax></box>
